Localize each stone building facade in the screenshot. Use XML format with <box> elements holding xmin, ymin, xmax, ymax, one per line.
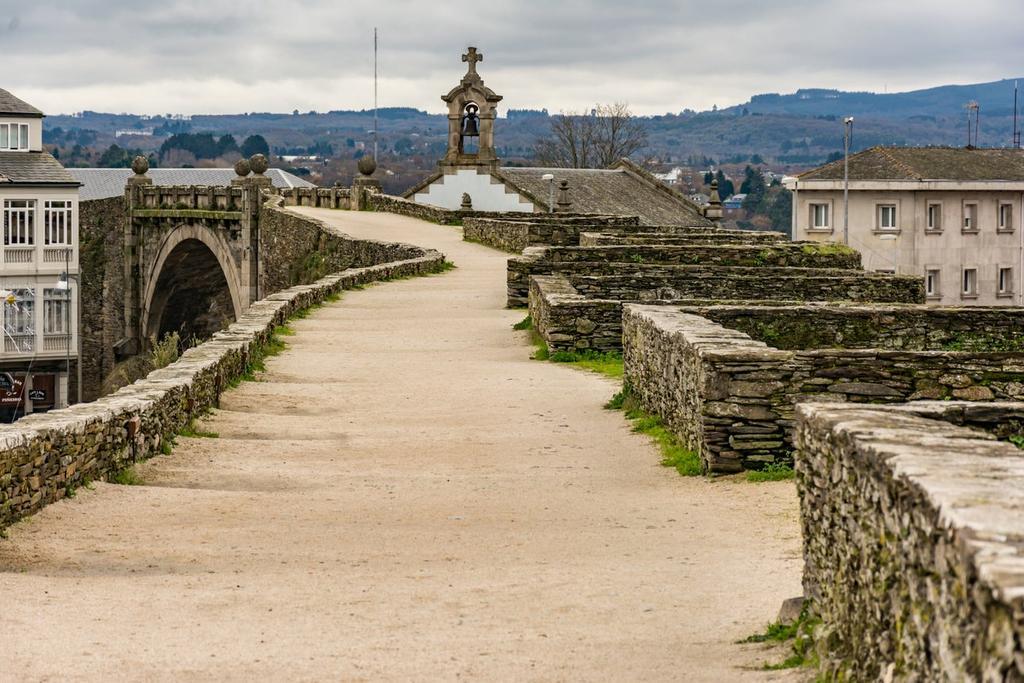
<box><xmin>0</xmin><ymin>88</ymin><xmax>81</xmax><ymax>418</ymax></box>
<box><xmin>785</xmin><ymin>146</ymin><xmax>1024</xmax><ymax>305</ymax></box>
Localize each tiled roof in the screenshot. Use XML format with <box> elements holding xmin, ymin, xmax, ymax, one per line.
<box><xmin>69</xmin><ymin>168</ymin><xmax>316</xmax><ymax>201</ymax></box>
<box><xmin>0</xmin><ymin>89</ymin><xmax>43</xmax><ymax>117</ymax></box>
<box><xmin>0</xmin><ymin>152</ymin><xmax>78</xmax><ymax>184</ymax></box>
<box><xmin>496</xmin><ymin>160</ymin><xmax>712</xmax><ymax>226</ymax></box>
<box><xmin>799</xmin><ymin>146</ymin><xmax>1024</xmax><ymax>182</ymax></box>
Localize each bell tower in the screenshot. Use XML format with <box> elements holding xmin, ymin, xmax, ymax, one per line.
<box><xmin>440</xmin><ymin>47</ymin><xmax>503</xmax><ymax>170</ymax></box>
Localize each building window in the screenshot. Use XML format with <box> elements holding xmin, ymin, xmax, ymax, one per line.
<box><xmin>3</xmin><ymin>288</ymin><xmax>35</xmax><ymax>351</ymax></box>
<box><xmin>963</xmin><ymin>203</ymin><xmax>979</xmax><ymax>232</ymax></box>
<box><xmin>0</xmin><ymin>123</ymin><xmax>29</xmax><ymax>151</ymax></box>
<box><xmin>43</xmin><ymin>201</ymin><xmax>72</xmax><ymax>245</ymax></box>
<box><xmin>43</xmin><ymin>288</ymin><xmax>70</xmax><ymax>335</ymax></box>
<box><xmin>926</xmin><ymin>203</ymin><xmax>942</xmax><ymax>231</ymax></box>
<box><xmin>809</xmin><ymin>203</ymin><xmax>830</xmax><ymax>230</ymax></box>
<box><xmin>3</xmin><ymin>200</ymin><xmax>35</xmax><ymax>245</ymax></box>
<box><xmin>877</xmin><ymin>204</ymin><xmax>897</xmax><ymax>231</ymax></box>
<box><xmin>999</xmin><ymin>267</ymin><xmax>1014</xmax><ymax>296</ymax></box>
<box><xmin>999</xmin><ymin>203</ymin><xmax>1014</xmax><ymax>232</ymax></box>
<box><xmin>962</xmin><ymin>268</ymin><xmax>978</xmax><ymax>297</ymax></box>
<box><xmin>926</xmin><ymin>269</ymin><xmax>941</xmax><ymax>297</ymax></box>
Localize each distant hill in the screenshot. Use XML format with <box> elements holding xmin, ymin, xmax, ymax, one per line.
<box><xmin>725</xmin><ymin>78</ymin><xmax>1024</xmax><ymax>119</ymax></box>
<box><xmin>43</xmin><ymin>77</ymin><xmax>1024</xmax><ymax>183</ymax></box>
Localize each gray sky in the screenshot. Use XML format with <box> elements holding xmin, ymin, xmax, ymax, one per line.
<box><xmin>2</xmin><ymin>0</ymin><xmax>1022</xmax><ymax>116</ymax></box>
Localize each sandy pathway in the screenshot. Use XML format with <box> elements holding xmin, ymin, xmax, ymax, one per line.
<box><xmin>0</xmin><ymin>209</ymin><xmax>803</xmax><ymax>682</ymax></box>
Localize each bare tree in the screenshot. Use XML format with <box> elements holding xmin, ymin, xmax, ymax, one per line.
<box><xmin>533</xmin><ymin>103</ymin><xmax>648</xmax><ymax>168</ymax></box>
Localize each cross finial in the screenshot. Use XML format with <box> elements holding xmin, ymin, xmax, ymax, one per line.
<box><xmin>462</xmin><ymin>47</ymin><xmax>482</xmax><ymax>76</ymax></box>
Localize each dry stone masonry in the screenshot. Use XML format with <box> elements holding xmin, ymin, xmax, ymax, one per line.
<box><xmin>622</xmin><ymin>304</ymin><xmax>1024</xmax><ymax>472</ymax></box>
<box><xmin>462</xmin><ymin>215</ymin><xmax>640</xmax><ymax>253</ymax></box>
<box><xmin>795</xmin><ymin>401</ymin><xmax>1024</xmax><ymax>680</ymax></box>
<box><xmin>523</xmin><ymin>231</ymin><xmax>922</xmax><ymax>349</ymax></box>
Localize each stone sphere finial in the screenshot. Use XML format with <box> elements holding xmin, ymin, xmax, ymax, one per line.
<box><xmin>234</xmin><ymin>158</ymin><xmax>251</xmax><ymax>177</ymax></box>
<box><xmin>248</xmin><ymin>153</ymin><xmax>268</xmax><ymax>175</ymax></box>
<box><xmin>131</xmin><ymin>155</ymin><xmax>149</xmax><ymax>176</ymax></box>
<box><xmin>357</xmin><ymin>156</ymin><xmax>377</xmax><ymax>177</ymax></box>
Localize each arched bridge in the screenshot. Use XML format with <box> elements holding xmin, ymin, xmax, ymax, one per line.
<box><xmin>122</xmin><ymin>168</ymin><xmax>270</xmax><ymax>352</ymax></box>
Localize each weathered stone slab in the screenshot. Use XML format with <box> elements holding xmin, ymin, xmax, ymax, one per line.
<box><xmin>795</xmin><ymin>401</ymin><xmax>1024</xmax><ymax>679</ymax></box>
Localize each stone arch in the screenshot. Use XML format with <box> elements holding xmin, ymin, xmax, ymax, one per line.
<box><xmin>142</xmin><ymin>224</ymin><xmax>243</xmax><ymax>346</ymax></box>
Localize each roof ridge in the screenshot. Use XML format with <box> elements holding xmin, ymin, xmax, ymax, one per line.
<box><xmin>874</xmin><ymin>146</ymin><xmax>923</xmax><ymax>180</ymax></box>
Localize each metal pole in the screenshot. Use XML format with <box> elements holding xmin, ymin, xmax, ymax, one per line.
<box><xmin>843</xmin><ymin>118</ymin><xmax>852</xmax><ymax>246</ymax></box>
<box><xmin>64</xmin><ymin>246</ymin><xmax>71</xmax><ymax>407</ymax></box>
<box><xmin>373</xmin><ymin>27</ymin><xmax>378</xmax><ymax>161</ymax></box>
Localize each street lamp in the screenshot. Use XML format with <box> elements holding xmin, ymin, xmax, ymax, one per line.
<box><xmin>843</xmin><ymin>117</ymin><xmax>854</xmax><ymax>246</ymax></box>
<box><xmin>542</xmin><ymin>173</ymin><xmax>555</xmax><ymax>213</ymax></box>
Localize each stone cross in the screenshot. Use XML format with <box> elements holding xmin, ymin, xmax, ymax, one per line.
<box><xmin>462</xmin><ymin>47</ymin><xmax>482</xmax><ymax>76</ymax></box>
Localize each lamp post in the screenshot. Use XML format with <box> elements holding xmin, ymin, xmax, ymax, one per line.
<box><xmin>542</xmin><ymin>173</ymin><xmax>554</xmax><ymax>213</ymax></box>
<box><xmin>843</xmin><ymin>117</ymin><xmax>854</xmax><ymax>246</ymax></box>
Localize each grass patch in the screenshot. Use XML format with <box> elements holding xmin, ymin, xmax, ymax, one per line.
<box><xmin>746</xmin><ymin>462</ymin><xmax>795</xmax><ymax>482</ymax></box>
<box><xmin>110</xmin><ymin>467</ymin><xmax>143</xmax><ymax>486</ymax></box>
<box><xmin>528</xmin><ymin>329</ymin><xmax>623</xmax><ymax>379</ymax></box>
<box><xmin>554</xmin><ymin>351</ymin><xmax>624</xmax><ymax>380</ymax></box>
<box><xmin>743</xmin><ymin>603</ymin><xmax>820</xmax><ymax>671</ymax></box>
<box><xmin>177</xmin><ymin>419</ymin><xmax>219</xmax><ymax>439</ymax></box>
<box><xmin>606</xmin><ymin>385</ymin><xmax>703</xmax><ymax>476</ymax></box>
<box><xmin>434</xmin><ymin>260</ymin><xmax>457</xmax><ymax>273</ymax></box>
<box><xmin>513</xmin><ymin>315</ymin><xmax>533</xmax><ymax>331</ymax></box>
<box><xmin>800</xmin><ymin>242</ymin><xmax>856</xmax><ymax>257</ymax></box>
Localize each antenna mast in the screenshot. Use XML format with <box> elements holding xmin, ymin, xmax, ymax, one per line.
<box><xmin>1014</xmin><ymin>81</ymin><xmax>1021</xmax><ymax>149</ymax></box>
<box><xmin>964</xmin><ymin>101</ymin><xmax>979</xmax><ymax>148</ymax></box>
<box><xmin>373</xmin><ymin>27</ymin><xmax>379</xmax><ymax>161</ymax></box>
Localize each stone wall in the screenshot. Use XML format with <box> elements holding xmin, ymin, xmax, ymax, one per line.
<box><xmin>258</xmin><ymin>196</ymin><xmax>431</xmax><ymax>295</ymax></box>
<box><xmin>0</xmin><ymin>237</ymin><xmax>444</xmax><ymax>532</ymax></box>
<box><xmin>463</xmin><ymin>215</ymin><xmax>642</xmax><ymax>253</ymax></box>
<box><xmin>528</xmin><ymin>276</ymin><xmax>806</xmax><ymax>353</ymax></box>
<box><xmin>529</xmin><ymin>276</ymin><xmax>624</xmax><ymax>352</ymax></box>
<box><xmin>687</xmin><ymin>303</ymin><xmax>1024</xmax><ymax>351</ymax></box>
<box><xmin>508</xmin><ymin>242</ymin><xmax>919</xmax><ymax>307</ymax></box>
<box><xmin>622</xmin><ymin>304</ymin><xmax>1024</xmax><ymax>472</ymax></box>
<box><xmin>78</xmin><ymin>196</ymin><xmax>128</xmax><ymax>402</ymax></box>
<box><xmin>578</xmin><ymin>230</ymin><xmax>785</xmax><ymax>246</ymax></box>
<box><xmin>795</xmin><ymin>401</ymin><xmax>1024</xmax><ymax>680</ymax></box>
<box><xmin>511</xmin><ymin>265</ymin><xmax>922</xmax><ymax>309</ymax></box>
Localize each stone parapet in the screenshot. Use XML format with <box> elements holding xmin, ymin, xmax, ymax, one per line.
<box><xmin>280</xmin><ymin>186</ymin><xmax>353</xmax><ymax>209</ymax></box>
<box><xmin>0</xmin><ymin>232</ymin><xmax>444</xmax><ymax>532</ymax></box>
<box><xmin>622</xmin><ymin>304</ymin><xmax>1024</xmax><ymax>472</ymax></box>
<box><xmin>578</xmin><ymin>229</ymin><xmax>785</xmax><ymax>246</ymax></box>
<box><xmin>463</xmin><ymin>215</ymin><xmax>642</xmax><ymax>252</ymax></box>
<box><xmin>509</xmin><ymin>261</ymin><xmax>921</xmax><ymax>309</ymax></box>
<box><xmin>795</xmin><ymin>401</ymin><xmax>1024</xmax><ymax>680</ymax></box>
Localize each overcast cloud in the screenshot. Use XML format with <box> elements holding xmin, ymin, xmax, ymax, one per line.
<box><xmin>1</xmin><ymin>0</ymin><xmax>1022</xmax><ymax>116</ymax></box>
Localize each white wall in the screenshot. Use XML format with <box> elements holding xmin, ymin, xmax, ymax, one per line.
<box><xmin>792</xmin><ymin>187</ymin><xmax>1024</xmax><ymax>306</ymax></box>
<box><xmin>414</xmin><ymin>169</ymin><xmax>534</xmax><ymax>213</ymax></box>
<box><xmin>0</xmin><ymin>116</ymin><xmax>43</xmax><ymax>151</ymax></box>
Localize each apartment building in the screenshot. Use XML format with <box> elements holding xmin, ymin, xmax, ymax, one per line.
<box><xmin>785</xmin><ymin>146</ymin><xmax>1024</xmax><ymax>305</ymax></box>
<box><xmin>0</xmin><ymin>88</ymin><xmax>81</xmax><ymax>419</ymax></box>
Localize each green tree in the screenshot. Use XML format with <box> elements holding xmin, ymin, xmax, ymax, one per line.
<box><xmin>714</xmin><ymin>169</ymin><xmax>734</xmax><ymax>198</ymax></box>
<box><xmin>240</xmin><ymin>135</ymin><xmax>270</xmax><ymax>157</ymax></box>
<box><xmin>740</xmin><ymin>166</ymin><xmax>767</xmax><ymax>212</ymax></box>
<box><xmin>216</xmin><ymin>134</ymin><xmax>239</xmax><ymax>157</ymax></box>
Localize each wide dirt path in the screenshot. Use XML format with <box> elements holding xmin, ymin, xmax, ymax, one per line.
<box><xmin>0</xmin><ymin>209</ymin><xmax>802</xmax><ymax>681</ymax></box>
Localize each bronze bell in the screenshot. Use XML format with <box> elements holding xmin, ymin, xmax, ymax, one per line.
<box><xmin>461</xmin><ymin>103</ymin><xmax>480</xmax><ymax>137</ymax></box>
